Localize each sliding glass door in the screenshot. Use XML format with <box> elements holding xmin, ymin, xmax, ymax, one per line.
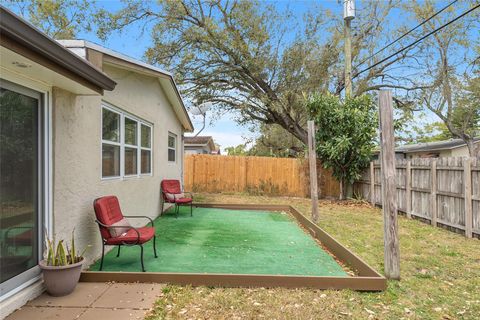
<box><xmin>0</xmin><ymin>80</ymin><xmax>43</xmax><ymax>297</ymax></box>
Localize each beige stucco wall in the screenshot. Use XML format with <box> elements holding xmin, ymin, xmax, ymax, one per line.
<box><xmin>52</xmin><ymin>64</ymin><xmax>185</xmax><ymax>267</ymax></box>
<box><xmin>451</xmin><ymin>146</ymin><xmax>470</xmax><ymax>157</ymax></box>
<box><xmin>405</xmin><ymin>146</ymin><xmax>472</xmax><ymax>159</ymax></box>
<box><xmin>406</xmin><ymin>150</ymin><xmax>452</xmax><ymax>158</ymax></box>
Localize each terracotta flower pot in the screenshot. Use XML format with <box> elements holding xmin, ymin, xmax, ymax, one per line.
<box><xmin>39</xmin><ymin>258</ymin><xmax>84</xmax><ymax>296</ymax></box>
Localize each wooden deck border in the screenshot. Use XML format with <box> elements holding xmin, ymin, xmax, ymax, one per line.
<box><xmin>80</xmin><ymin>203</ymin><xmax>386</xmax><ymax>291</ymax></box>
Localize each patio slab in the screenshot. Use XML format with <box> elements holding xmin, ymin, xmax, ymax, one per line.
<box><xmin>6</xmin><ymin>282</ymin><xmax>163</xmax><ymax>320</ymax></box>
<box><xmin>91</xmin><ymin>283</ymin><xmax>161</xmax><ymax>309</ymax></box>
<box><xmin>6</xmin><ymin>306</ymin><xmax>86</xmax><ymax>320</ymax></box>
<box><xmin>79</xmin><ymin>308</ymin><xmax>148</xmax><ymax>320</ymax></box>
<box><xmin>27</xmin><ymin>282</ymin><xmax>110</xmax><ymax>307</ymax></box>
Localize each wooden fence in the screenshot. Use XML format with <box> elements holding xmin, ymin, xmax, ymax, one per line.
<box><xmin>184</xmin><ymin>154</ymin><xmax>340</xmax><ymax>198</ymax></box>
<box><xmin>354</xmin><ymin>157</ymin><xmax>480</xmax><ymax>238</ymax></box>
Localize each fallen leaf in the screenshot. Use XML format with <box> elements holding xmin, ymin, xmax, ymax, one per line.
<box><xmin>364</xmin><ymin>308</ymin><xmax>375</xmax><ymax>315</ymax></box>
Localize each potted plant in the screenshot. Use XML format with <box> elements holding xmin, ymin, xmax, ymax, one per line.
<box><xmin>39</xmin><ymin>231</ymin><xmax>88</xmax><ymax>296</ymax></box>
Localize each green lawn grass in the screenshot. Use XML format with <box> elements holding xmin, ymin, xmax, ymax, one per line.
<box><xmin>91</xmin><ymin>207</ymin><xmax>346</xmax><ymax>276</ymax></box>
<box><xmin>145</xmin><ymin>193</ymin><xmax>480</xmax><ymax>320</ymax></box>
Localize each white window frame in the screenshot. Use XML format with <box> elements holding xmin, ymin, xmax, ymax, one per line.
<box><xmin>101</xmin><ymin>103</ymin><xmax>153</xmax><ymax>180</ymax></box>
<box><xmin>140</xmin><ymin>123</ymin><xmax>153</xmax><ymax>175</ymax></box>
<box><xmin>168</xmin><ymin>132</ymin><xmax>177</xmax><ymax>163</ymax></box>
<box><xmin>123</xmin><ymin>116</ymin><xmax>139</xmax><ymax>177</ymax></box>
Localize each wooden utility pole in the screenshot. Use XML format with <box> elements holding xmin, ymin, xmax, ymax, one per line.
<box><xmin>344</xmin><ymin>0</ymin><xmax>355</xmax><ymax>96</ymax></box>
<box><xmin>378</xmin><ymin>90</ymin><xmax>400</xmax><ymax>280</ymax></box>
<box><xmin>307</xmin><ymin>120</ymin><xmax>319</xmax><ymax>222</ymax></box>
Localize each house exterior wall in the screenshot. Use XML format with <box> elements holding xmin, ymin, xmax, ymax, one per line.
<box><xmin>52</xmin><ymin>64</ymin><xmax>184</xmax><ymax>267</ymax></box>
<box><xmin>405</xmin><ymin>150</ymin><xmax>452</xmax><ymax>159</ymax></box>
<box><xmin>451</xmin><ymin>146</ymin><xmax>469</xmax><ymax>157</ymax></box>
<box><xmin>404</xmin><ymin>146</ymin><xmax>472</xmax><ymax>159</ymax></box>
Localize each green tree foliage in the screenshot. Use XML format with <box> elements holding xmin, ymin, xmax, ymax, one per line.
<box><xmin>307</xmin><ymin>94</ymin><xmax>377</xmax><ymax>199</ymax></box>
<box><xmin>413</xmin><ymin>122</ymin><xmax>454</xmax><ymax>143</ymax></box>
<box><xmin>6</xmin><ymin>0</ymin><xmax>95</xmax><ymax>39</ymax></box>
<box><xmin>224</xmin><ymin>144</ymin><xmax>248</xmax><ymax>156</ymax></box>
<box><xmin>6</xmin><ymin>0</ymin><xmax>478</xmax><ymax>156</ymax></box>
<box><xmin>94</xmin><ymin>0</ymin><xmax>420</xmax><ymax>145</ymax></box>
<box><xmin>405</xmin><ymin>0</ymin><xmax>480</xmax><ymax>157</ymax></box>
<box><xmin>248</xmin><ymin>124</ymin><xmax>304</xmax><ymax>158</ymax></box>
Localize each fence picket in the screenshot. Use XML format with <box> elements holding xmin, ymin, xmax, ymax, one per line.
<box><xmin>465</xmin><ymin>158</ymin><xmax>473</xmax><ymax>238</ymax></box>
<box><xmin>406</xmin><ymin>161</ymin><xmax>412</xmax><ymax>219</ymax></box>
<box><xmin>184</xmin><ymin>154</ymin><xmax>340</xmax><ymax>198</ymax></box>
<box><xmin>354</xmin><ymin>156</ymin><xmax>478</xmax><ymax>238</ymax></box>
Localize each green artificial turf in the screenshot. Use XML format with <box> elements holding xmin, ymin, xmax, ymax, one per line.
<box><xmin>90</xmin><ymin>207</ymin><xmax>347</xmax><ymax>276</ymax></box>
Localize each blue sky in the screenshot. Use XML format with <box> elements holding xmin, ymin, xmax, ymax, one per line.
<box><xmin>7</xmin><ymin>0</ymin><xmax>475</xmax><ymax>150</ymax></box>
<box><xmin>71</xmin><ymin>0</ymin><xmax>343</xmax><ymax>152</ymax></box>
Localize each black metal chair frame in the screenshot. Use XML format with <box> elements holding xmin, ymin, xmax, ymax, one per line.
<box><xmin>161</xmin><ymin>191</ymin><xmax>194</xmax><ymax>218</ymax></box>
<box><xmin>95</xmin><ymin>215</ymin><xmax>157</xmax><ymax>272</ymax></box>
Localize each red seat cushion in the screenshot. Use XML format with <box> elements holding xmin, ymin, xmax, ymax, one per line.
<box><xmin>174</xmin><ymin>197</ymin><xmax>192</xmax><ymax>204</ymax></box>
<box><xmin>105</xmin><ymin>227</ymin><xmax>155</xmax><ymax>245</ymax></box>
<box><xmin>94</xmin><ymin>196</ymin><xmax>124</xmax><ymax>239</ymax></box>
<box><xmin>161</xmin><ymin>180</ymin><xmax>183</xmax><ymax>203</ymax></box>
<box><xmin>161</xmin><ymin>180</ymin><xmax>181</xmax><ymax>193</ymax></box>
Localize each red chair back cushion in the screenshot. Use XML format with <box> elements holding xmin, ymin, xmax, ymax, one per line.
<box><xmin>94</xmin><ymin>196</ymin><xmax>124</xmax><ymax>239</ymax></box>
<box><xmin>161</xmin><ymin>180</ymin><xmax>182</xmax><ymax>199</ymax></box>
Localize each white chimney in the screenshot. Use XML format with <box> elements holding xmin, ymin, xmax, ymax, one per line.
<box><xmin>343</xmin><ymin>0</ymin><xmax>355</xmax><ymax>20</ymax></box>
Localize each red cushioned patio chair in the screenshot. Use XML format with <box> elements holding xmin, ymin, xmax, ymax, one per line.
<box><xmin>93</xmin><ymin>196</ymin><xmax>157</xmax><ymax>272</ymax></box>
<box><xmin>161</xmin><ymin>179</ymin><xmax>193</xmax><ymax>218</ymax></box>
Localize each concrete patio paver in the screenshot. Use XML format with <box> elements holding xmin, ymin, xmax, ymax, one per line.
<box><xmin>92</xmin><ymin>283</ymin><xmax>161</xmax><ymax>309</ymax></box>
<box><xmin>6</xmin><ymin>282</ymin><xmax>164</xmax><ymax>320</ymax></box>
<box><xmin>6</xmin><ymin>306</ymin><xmax>87</xmax><ymax>320</ymax></box>
<box><xmin>27</xmin><ymin>282</ymin><xmax>111</xmax><ymax>307</ymax></box>
<box><xmin>79</xmin><ymin>308</ymin><xmax>148</xmax><ymax>320</ymax></box>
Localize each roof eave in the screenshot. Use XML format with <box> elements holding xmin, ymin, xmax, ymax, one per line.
<box><xmin>59</xmin><ymin>39</ymin><xmax>193</xmax><ymax>132</ymax></box>
<box><xmin>185</xmin><ymin>143</ymin><xmax>209</xmax><ymax>147</ymax></box>
<box><xmin>0</xmin><ymin>7</ymin><xmax>116</xmax><ymax>92</ymax></box>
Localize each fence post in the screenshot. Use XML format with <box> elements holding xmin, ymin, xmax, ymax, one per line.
<box><xmin>430</xmin><ymin>160</ymin><xmax>437</xmax><ymax>227</ymax></box>
<box><xmin>378</xmin><ymin>90</ymin><xmax>400</xmax><ymax>280</ymax></box>
<box><xmin>370</xmin><ymin>161</ymin><xmax>375</xmax><ymax>206</ymax></box>
<box><xmin>307</xmin><ymin>120</ymin><xmax>319</xmax><ymax>222</ymax></box>
<box><xmin>464</xmin><ymin>158</ymin><xmax>473</xmax><ymax>238</ymax></box>
<box><xmin>406</xmin><ymin>160</ymin><xmax>412</xmax><ymax>219</ymax></box>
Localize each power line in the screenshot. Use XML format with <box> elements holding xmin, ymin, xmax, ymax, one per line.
<box><xmin>356</xmin><ymin>0</ymin><xmax>459</xmax><ymax>68</ymax></box>
<box><xmin>353</xmin><ymin>2</ymin><xmax>480</xmax><ymax>79</ymax></box>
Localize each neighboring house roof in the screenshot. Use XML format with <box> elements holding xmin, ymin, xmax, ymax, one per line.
<box><xmin>396</xmin><ymin>138</ymin><xmax>479</xmax><ymax>153</ymax></box>
<box><xmin>0</xmin><ymin>6</ymin><xmax>116</xmax><ymax>93</ymax></box>
<box><xmin>184</xmin><ymin>136</ymin><xmax>214</xmax><ymax>145</ymax></box>
<box><xmin>57</xmin><ymin>39</ymin><xmax>194</xmax><ymax>132</ymax></box>
<box><xmin>184</xmin><ymin>136</ymin><xmax>216</xmax><ymax>151</ymax></box>
<box><xmin>372</xmin><ymin>138</ymin><xmax>479</xmax><ymax>155</ymax></box>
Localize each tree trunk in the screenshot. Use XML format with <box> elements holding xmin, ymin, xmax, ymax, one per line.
<box><xmin>465</xmin><ymin>138</ymin><xmax>480</xmax><ymax>159</ymax></box>
<box><xmin>339</xmin><ymin>179</ymin><xmax>346</xmax><ymax>200</ymax></box>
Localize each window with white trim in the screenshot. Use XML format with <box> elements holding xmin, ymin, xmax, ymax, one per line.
<box><xmin>140</xmin><ymin>124</ymin><xmax>152</xmax><ymax>174</ymax></box>
<box><xmin>168</xmin><ymin>133</ymin><xmax>176</xmax><ymax>162</ymax></box>
<box><xmin>102</xmin><ymin>105</ymin><xmax>152</xmax><ymax>178</ymax></box>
